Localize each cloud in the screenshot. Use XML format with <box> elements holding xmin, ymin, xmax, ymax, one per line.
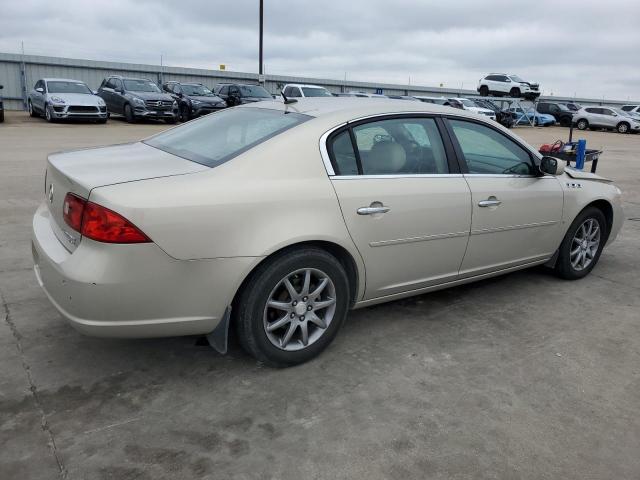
<box><xmin>1</xmin><ymin>0</ymin><xmax>639</xmax><ymax>99</ymax></box>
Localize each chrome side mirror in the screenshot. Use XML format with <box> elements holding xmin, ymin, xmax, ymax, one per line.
<box><xmin>540</xmin><ymin>156</ymin><xmax>565</xmax><ymax>176</ymax></box>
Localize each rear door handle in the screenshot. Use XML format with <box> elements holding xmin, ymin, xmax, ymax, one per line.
<box><xmin>357</xmin><ymin>203</ymin><xmax>390</xmax><ymax>215</ymax></box>
<box><xmin>478</xmin><ymin>198</ymin><xmax>502</xmax><ymax>207</ymax></box>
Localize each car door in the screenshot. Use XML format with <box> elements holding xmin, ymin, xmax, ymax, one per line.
<box><xmin>600</xmin><ymin>108</ymin><xmax>617</xmax><ymax>128</ymax></box>
<box><xmin>326</xmin><ymin>115</ymin><xmax>472</xmax><ymax>299</ymax></box>
<box><xmin>111</xmin><ymin>78</ymin><xmax>126</xmax><ymax>114</ymax></box>
<box><xmin>100</xmin><ymin>78</ymin><xmax>117</xmax><ymax>113</ymax></box>
<box><xmin>445</xmin><ymin>117</ymin><xmax>564</xmax><ymax>277</ymax></box>
<box><xmin>585</xmin><ymin>107</ymin><xmax>604</xmax><ymax>127</ymax></box>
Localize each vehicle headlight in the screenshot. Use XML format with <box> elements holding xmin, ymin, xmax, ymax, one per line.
<box><xmin>97</xmin><ymin>98</ymin><xmax>105</xmax><ymax>106</ymax></box>
<box><xmin>191</xmin><ymin>100</ymin><xmax>202</xmax><ymax>106</ymax></box>
<box><xmin>132</xmin><ymin>97</ymin><xmax>145</xmax><ymax>106</ymax></box>
<box><xmin>50</xmin><ymin>96</ymin><xmax>65</xmax><ymax>104</ymax></box>
<box><xmin>173</xmin><ymin>100</ymin><xmax>178</xmax><ymax>107</ymax></box>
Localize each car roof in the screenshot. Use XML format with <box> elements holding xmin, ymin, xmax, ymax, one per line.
<box><xmin>236</xmin><ymin>97</ymin><xmax>475</xmax><ymax>124</ymax></box>
<box><xmin>42</xmin><ymin>78</ymin><xmax>88</xmax><ymax>83</ymax></box>
<box><xmin>284</xmin><ymin>84</ymin><xmax>327</xmax><ymax>89</ymax></box>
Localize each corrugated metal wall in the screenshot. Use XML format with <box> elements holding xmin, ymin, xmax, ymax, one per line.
<box><xmin>1</xmin><ymin>52</ymin><xmax>635</xmax><ymax>110</ymax></box>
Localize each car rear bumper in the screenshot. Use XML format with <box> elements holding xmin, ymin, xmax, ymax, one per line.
<box><xmin>31</xmin><ymin>202</ymin><xmax>257</xmax><ymax>338</ymax></box>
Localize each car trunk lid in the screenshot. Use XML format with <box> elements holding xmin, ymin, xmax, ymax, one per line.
<box><xmin>45</xmin><ymin>141</ymin><xmax>208</xmax><ymax>252</ymax></box>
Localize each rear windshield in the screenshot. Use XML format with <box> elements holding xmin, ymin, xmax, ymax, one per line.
<box><xmin>145</xmin><ymin>107</ymin><xmax>310</xmax><ymax>167</ymax></box>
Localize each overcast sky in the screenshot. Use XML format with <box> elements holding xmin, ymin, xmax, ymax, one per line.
<box><xmin>1</xmin><ymin>0</ymin><xmax>639</xmax><ymax>99</ymax></box>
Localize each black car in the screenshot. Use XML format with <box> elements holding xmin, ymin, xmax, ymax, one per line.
<box><xmin>162</xmin><ymin>81</ymin><xmax>227</xmax><ymax>122</ymax></box>
<box><xmin>98</xmin><ymin>76</ymin><xmax>178</xmax><ymax>123</ymax></box>
<box><xmin>472</xmin><ymin>98</ymin><xmax>516</xmax><ymax>128</ymax></box>
<box><xmin>536</xmin><ymin>102</ymin><xmax>574</xmax><ymax>127</ymax></box>
<box><xmin>214</xmin><ymin>83</ymin><xmax>272</xmax><ymax>106</ymax></box>
<box><xmin>0</xmin><ymin>84</ymin><xmax>4</xmax><ymax>123</ymax></box>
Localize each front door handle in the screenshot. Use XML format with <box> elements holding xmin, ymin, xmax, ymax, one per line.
<box><xmin>357</xmin><ymin>202</ymin><xmax>390</xmax><ymax>215</ymax></box>
<box><xmin>478</xmin><ymin>197</ymin><xmax>502</xmax><ymax>208</ymax></box>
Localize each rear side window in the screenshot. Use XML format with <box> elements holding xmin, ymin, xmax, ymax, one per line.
<box><xmin>448</xmin><ymin>119</ymin><xmax>534</xmax><ymax>175</ymax></box>
<box><xmin>328</xmin><ymin>117</ymin><xmax>449</xmax><ymax>176</ymax></box>
<box><xmin>145</xmin><ymin>107</ymin><xmax>310</xmax><ymax>167</ymax></box>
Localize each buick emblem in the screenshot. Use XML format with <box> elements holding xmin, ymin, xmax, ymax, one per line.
<box><xmin>48</xmin><ymin>184</ymin><xmax>54</xmax><ymax>204</ymax></box>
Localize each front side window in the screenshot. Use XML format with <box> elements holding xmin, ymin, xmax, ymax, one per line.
<box><xmin>218</xmin><ymin>85</ymin><xmax>229</xmax><ymax>95</ymax></box>
<box><xmin>329</xmin><ymin>117</ymin><xmax>449</xmax><ymax>175</ymax></box>
<box><xmin>585</xmin><ymin>107</ymin><xmax>598</xmax><ymax>114</ymax></box>
<box><xmin>601</xmin><ymin>109</ymin><xmax>614</xmax><ymax>116</ymax></box>
<box><xmin>145</xmin><ymin>107</ymin><xmax>310</xmax><ymax>168</ymax></box>
<box><xmin>123</xmin><ymin>79</ymin><xmax>160</xmax><ymax>93</ymax></box>
<box><xmin>448</xmin><ymin>119</ymin><xmax>534</xmax><ymax>175</ymax></box>
<box><xmin>47</xmin><ymin>81</ymin><xmax>92</xmax><ymax>94</ymax></box>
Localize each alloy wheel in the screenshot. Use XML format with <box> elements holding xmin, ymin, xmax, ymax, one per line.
<box><xmin>263</xmin><ymin>268</ymin><xmax>337</xmax><ymax>351</ymax></box>
<box><xmin>618</xmin><ymin>123</ymin><xmax>629</xmax><ymax>133</ymax></box>
<box><xmin>570</xmin><ymin>218</ymin><xmax>601</xmax><ymax>271</ymax></box>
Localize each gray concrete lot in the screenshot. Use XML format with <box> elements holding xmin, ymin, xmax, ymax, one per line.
<box><xmin>1</xmin><ymin>111</ymin><xmax>639</xmax><ymax>479</ymax></box>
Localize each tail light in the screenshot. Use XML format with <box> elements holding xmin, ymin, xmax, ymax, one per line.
<box><xmin>62</xmin><ymin>193</ymin><xmax>150</xmax><ymax>244</ymax></box>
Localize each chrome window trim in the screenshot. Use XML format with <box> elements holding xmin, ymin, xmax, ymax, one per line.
<box><xmin>318</xmin><ymin>110</ymin><xmax>543</xmax><ymax>178</ymax></box>
<box><xmin>331</xmin><ymin>174</ymin><xmax>464</xmax><ymax>180</ymax></box>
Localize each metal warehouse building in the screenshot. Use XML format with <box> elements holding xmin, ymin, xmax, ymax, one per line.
<box><xmin>0</xmin><ymin>52</ymin><xmax>634</xmax><ymax>111</ymax></box>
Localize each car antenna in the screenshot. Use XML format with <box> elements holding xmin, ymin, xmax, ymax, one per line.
<box><xmin>281</xmin><ymin>91</ymin><xmax>297</xmax><ymax>105</ymax></box>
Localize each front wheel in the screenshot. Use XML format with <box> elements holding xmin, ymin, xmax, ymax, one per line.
<box><xmin>617</xmin><ymin>122</ymin><xmax>630</xmax><ymax>134</ymax></box>
<box><xmin>235</xmin><ymin>248</ymin><xmax>350</xmax><ymax>367</ymax></box>
<box><xmin>124</xmin><ymin>104</ymin><xmax>135</xmax><ymax>123</ymax></box>
<box><xmin>576</xmin><ymin>119</ymin><xmax>588</xmax><ymax>130</ymax></box>
<box><xmin>179</xmin><ymin>105</ymin><xmax>190</xmax><ymax>122</ymax></box>
<box><xmin>44</xmin><ymin>103</ymin><xmax>55</xmax><ymax>122</ymax></box>
<box><xmin>509</xmin><ymin>87</ymin><xmax>521</xmax><ymax>98</ymax></box>
<box><xmin>479</xmin><ymin>85</ymin><xmax>489</xmax><ymax>96</ymax></box>
<box><xmin>555</xmin><ymin>207</ymin><xmax>607</xmax><ymax>280</ymax></box>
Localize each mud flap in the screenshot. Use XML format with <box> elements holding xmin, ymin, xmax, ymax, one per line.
<box><xmin>206</xmin><ymin>306</ymin><xmax>231</xmax><ymax>354</ymax></box>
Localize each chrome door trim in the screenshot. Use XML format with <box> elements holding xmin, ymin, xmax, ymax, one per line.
<box><xmin>470</xmin><ymin>220</ymin><xmax>558</xmax><ymax>236</ymax></box>
<box><xmin>370</xmin><ymin>231</ymin><xmax>468</xmax><ymax>248</ymax></box>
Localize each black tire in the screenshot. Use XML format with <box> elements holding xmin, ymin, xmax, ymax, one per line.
<box><xmin>509</xmin><ymin>87</ymin><xmax>521</xmax><ymax>98</ymax></box>
<box><xmin>165</xmin><ymin>117</ymin><xmax>177</xmax><ymax>124</ymax></box>
<box><xmin>235</xmin><ymin>247</ymin><xmax>351</xmax><ymax>367</ymax></box>
<box><xmin>124</xmin><ymin>104</ymin><xmax>135</xmax><ymax>123</ymax></box>
<box><xmin>44</xmin><ymin>103</ymin><xmax>55</xmax><ymax>123</ymax></box>
<box><xmin>617</xmin><ymin>122</ymin><xmax>630</xmax><ymax>134</ymax></box>
<box><xmin>559</xmin><ymin>116</ymin><xmax>571</xmax><ymax>127</ymax></box>
<box><xmin>28</xmin><ymin>100</ymin><xmax>37</xmax><ymax>117</ymax></box>
<box><xmin>0</xmin><ymin>109</ymin><xmax>4</xmax><ymax>123</ymax></box>
<box><xmin>179</xmin><ymin>105</ymin><xmax>190</xmax><ymax>122</ymax></box>
<box><xmin>554</xmin><ymin>207</ymin><xmax>607</xmax><ymax>280</ymax></box>
<box><xmin>576</xmin><ymin>119</ymin><xmax>588</xmax><ymax>130</ymax></box>
<box><xmin>479</xmin><ymin>85</ymin><xmax>489</xmax><ymax>96</ymax></box>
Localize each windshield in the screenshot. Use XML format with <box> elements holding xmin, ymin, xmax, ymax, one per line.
<box><xmin>301</xmin><ymin>87</ymin><xmax>332</xmax><ymax>97</ymax></box>
<box><xmin>239</xmin><ymin>85</ymin><xmax>271</xmax><ymax>98</ymax></box>
<box><xmin>459</xmin><ymin>99</ymin><xmax>476</xmax><ymax>107</ymax></box>
<box><xmin>182</xmin><ymin>84</ymin><xmax>214</xmax><ymax>96</ymax></box>
<box><xmin>509</xmin><ymin>75</ymin><xmax>525</xmax><ymax>83</ymax></box>
<box><xmin>124</xmin><ymin>79</ymin><xmax>161</xmax><ymax>93</ymax></box>
<box><xmin>145</xmin><ymin>107</ymin><xmax>310</xmax><ymax>167</ymax></box>
<box><xmin>47</xmin><ymin>81</ymin><xmax>92</xmax><ymax>94</ymax></box>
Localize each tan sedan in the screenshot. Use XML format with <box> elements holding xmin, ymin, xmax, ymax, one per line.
<box><xmin>32</xmin><ymin>98</ymin><xmax>623</xmax><ymax>366</ymax></box>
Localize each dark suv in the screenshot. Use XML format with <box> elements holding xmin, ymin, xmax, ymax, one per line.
<box><xmin>214</xmin><ymin>83</ymin><xmax>272</xmax><ymax>106</ymax></box>
<box><xmin>98</xmin><ymin>76</ymin><xmax>178</xmax><ymax>123</ymax></box>
<box><xmin>536</xmin><ymin>102</ymin><xmax>574</xmax><ymax>127</ymax></box>
<box><xmin>162</xmin><ymin>81</ymin><xmax>227</xmax><ymax>122</ymax></box>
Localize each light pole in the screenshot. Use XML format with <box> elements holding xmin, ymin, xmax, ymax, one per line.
<box><xmin>259</xmin><ymin>0</ymin><xmax>264</xmax><ymax>83</ymax></box>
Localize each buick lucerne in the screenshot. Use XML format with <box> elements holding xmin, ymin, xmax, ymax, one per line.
<box><xmin>32</xmin><ymin>99</ymin><xmax>624</xmax><ymax>366</ymax></box>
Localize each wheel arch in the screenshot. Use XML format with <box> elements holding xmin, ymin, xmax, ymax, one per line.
<box><xmin>231</xmin><ymin>240</ymin><xmax>362</xmax><ymax>313</ymax></box>
<box><xmin>586</xmin><ymin>199</ymin><xmax>614</xmax><ymax>241</ymax></box>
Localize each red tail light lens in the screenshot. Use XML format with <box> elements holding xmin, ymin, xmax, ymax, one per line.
<box><xmin>63</xmin><ymin>193</ymin><xmax>86</xmax><ymax>232</ymax></box>
<box><xmin>62</xmin><ymin>192</ymin><xmax>150</xmax><ymax>244</ymax></box>
<box><xmin>81</xmin><ymin>202</ymin><xmax>151</xmax><ymax>244</ymax></box>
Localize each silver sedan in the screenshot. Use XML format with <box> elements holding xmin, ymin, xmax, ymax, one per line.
<box><xmin>32</xmin><ymin>98</ymin><xmax>623</xmax><ymax>366</ymax></box>
<box><xmin>28</xmin><ymin>78</ymin><xmax>108</xmax><ymax>123</ymax></box>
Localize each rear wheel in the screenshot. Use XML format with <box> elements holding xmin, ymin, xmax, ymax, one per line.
<box><xmin>555</xmin><ymin>207</ymin><xmax>607</xmax><ymax>280</ymax></box>
<box><xmin>576</xmin><ymin>119</ymin><xmax>588</xmax><ymax>130</ymax></box>
<box><xmin>617</xmin><ymin>122</ymin><xmax>630</xmax><ymax>134</ymax></box>
<box><xmin>124</xmin><ymin>104</ymin><xmax>135</xmax><ymax>123</ymax></box>
<box><xmin>236</xmin><ymin>247</ymin><xmax>350</xmax><ymax>367</ymax></box>
<box><xmin>559</xmin><ymin>116</ymin><xmax>571</xmax><ymax>127</ymax></box>
<box><xmin>509</xmin><ymin>87</ymin><xmax>521</xmax><ymax>98</ymax></box>
<box><xmin>479</xmin><ymin>85</ymin><xmax>489</xmax><ymax>96</ymax></box>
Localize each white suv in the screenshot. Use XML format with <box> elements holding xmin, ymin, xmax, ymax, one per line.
<box><xmin>621</xmin><ymin>105</ymin><xmax>640</xmax><ymax>114</ymax></box>
<box><xmin>282</xmin><ymin>84</ymin><xmax>333</xmax><ymax>98</ymax></box>
<box><xmin>448</xmin><ymin>97</ymin><xmax>496</xmax><ymax>121</ymax></box>
<box><xmin>477</xmin><ymin>73</ymin><xmax>540</xmax><ymax>100</ymax></box>
<box><xmin>574</xmin><ymin>106</ymin><xmax>640</xmax><ymax>134</ymax></box>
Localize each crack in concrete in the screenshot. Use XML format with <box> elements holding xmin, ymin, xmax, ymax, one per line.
<box><xmin>1</xmin><ymin>292</ymin><xmax>68</xmax><ymax>479</ymax></box>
